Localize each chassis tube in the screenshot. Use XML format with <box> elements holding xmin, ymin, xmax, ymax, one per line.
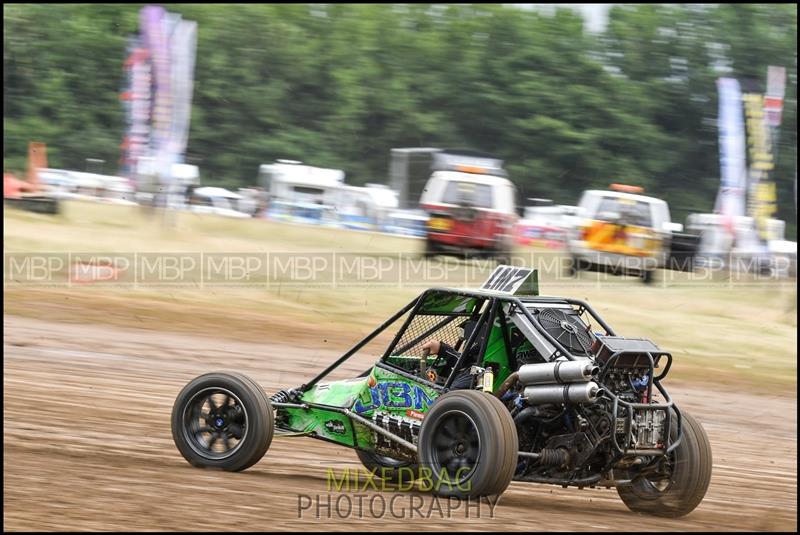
<box><xmin>444</xmin><ymin>299</ymin><xmax>496</xmax><ymax>389</ymax></box>
<box><xmin>271</xmin><ymin>401</ymin><xmax>418</xmax><ymax>453</ymax></box>
<box><xmin>604</xmin><ymin>380</ymin><xmax>683</xmax><ymax>456</ymax></box>
<box><xmin>300</xmin><ymin>295</ymin><xmax>419</xmax><ymax>392</ymax></box>
<box><xmin>510</xmin><ymin>296</ymin><xmax>619</xmax><ymax>361</ymax></box>
<box><xmin>512</xmin><ymin>299</ymin><xmax>580</xmax><ymax>361</ymax></box>
<box><xmin>343</xmin><ymin>408</ymin><xmax>418</xmax><ymax>453</ymax></box>
<box><xmin>515</xmin><ymin>474</ymin><xmax>603</xmax><ymax>487</ymax></box>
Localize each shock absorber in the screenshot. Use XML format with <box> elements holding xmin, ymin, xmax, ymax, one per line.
<box><xmin>538</xmin><ymin>448</ymin><xmax>570</xmax><ymax>467</ymax></box>
<box><xmin>269</xmin><ymin>390</ymin><xmax>293</xmax><ymax>404</ymax></box>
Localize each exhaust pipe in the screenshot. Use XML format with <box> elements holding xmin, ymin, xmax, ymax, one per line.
<box><xmin>518</xmin><ymin>360</ymin><xmax>599</xmax><ymax>386</ymax></box>
<box><xmin>524</xmin><ymin>381</ymin><xmax>603</xmax><ymax>405</ymax></box>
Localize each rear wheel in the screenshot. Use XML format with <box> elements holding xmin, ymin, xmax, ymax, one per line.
<box><xmin>494</xmin><ymin>253</ymin><xmax>513</xmax><ymax>265</ymax></box>
<box><xmin>493</xmin><ymin>238</ymin><xmax>514</xmax><ymax>265</ymax></box>
<box><xmin>617</xmin><ymin>410</ymin><xmax>712</xmax><ymax>517</ymax></box>
<box><xmin>565</xmin><ymin>255</ymin><xmax>588</xmax><ymax>278</ymax></box>
<box><xmin>565</xmin><ymin>256</ymin><xmax>578</xmax><ymax>277</ymax></box>
<box><xmin>418</xmin><ymin>390</ymin><xmax>518</xmax><ymax>498</ymax></box>
<box><xmin>423</xmin><ymin>237</ymin><xmax>439</xmax><ymax>259</ymax></box>
<box><xmin>171</xmin><ymin>371</ymin><xmax>274</xmax><ymax>472</ymax></box>
<box><xmin>640</xmin><ymin>269</ymin><xmax>656</xmax><ymax>284</ymax></box>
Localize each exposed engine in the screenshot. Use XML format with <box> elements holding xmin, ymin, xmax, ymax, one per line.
<box><xmin>501</xmin><ymin>304</ymin><xmax>672</xmax><ymax>487</ymax></box>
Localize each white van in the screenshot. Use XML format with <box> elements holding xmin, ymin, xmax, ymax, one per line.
<box><xmin>419</xmin><ymin>166</ymin><xmax>518</xmax><ymax>262</ymax></box>
<box><xmin>566</xmin><ymin>186</ymin><xmax>683</xmax><ymax>282</ymax></box>
<box><xmin>189</xmin><ymin>187</ymin><xmax>251</xmax><ymax>218</ymax></box>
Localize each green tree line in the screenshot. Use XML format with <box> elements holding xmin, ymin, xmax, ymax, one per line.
<box><xmin>3</xmin><ymin>4</ymin><xmax>797</xmax><ymax>236</ymax></box>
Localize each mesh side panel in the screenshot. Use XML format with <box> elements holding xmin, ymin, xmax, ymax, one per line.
<box><xmin>391</xmin><ymin>314</ymin><xmax>467</xmax><ymax>358</ymax></box>
<box><xmin>315</xmin><ymin>309</ymin><xmax>412</xmax><ymax>382</ymax></box>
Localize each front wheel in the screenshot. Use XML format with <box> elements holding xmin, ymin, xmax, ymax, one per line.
<box><xmin>417</xmin><ymin>390</ymin><xmax>518</xmax><ymax>498</ymax></box>
<box><xmin>171</xmin><ymin>371</ymin><xmax>274</xmax><ymax>472</ymax></box>
<box><xmin>617</xmin><ymin>410</ymin><xmax>712</xmax><ymax>517</ymax></box>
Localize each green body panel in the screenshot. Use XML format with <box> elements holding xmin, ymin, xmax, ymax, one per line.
<box><xmin>301</xmin><ymin>377</ymin><xmax>367</xmax><ymax>407</ymax></box>
<box><xmin>384</xmin><ymin>354</ymin><xmax>438</xmax><ymax>371</ymax></box>
<box><xmin>516</xmin><ymin>269</ymin><xmax>539</xmax><ymax>296</ymax></box>
<box><xmin>275</xmin><ymin>378</ymin><xmax>363</xmax><ymax>447</ymax></box>
<box><xmin>280</xmin><ymin>404</ymin><xmax>358</xmax><ymax>448</ymax></box>
<box><xmin>278</xmin><ymin>366</ymin><xmax>441</xmax><ymax>451</ymax></box>
<box><xmin>351</xmin><ymin>366</ymin><xmax>440</xmax><ymax>449</ymax></box>
<box><xmin>419</xmin><ymin>291</ymin><xmax>478</xmax><ymax>315</ymax></box>
<box><xmin>352</xmin><ymin>366</ymin><xmax>439</xmax><ymax>417</ymax></box>
<box><xmin>482</xmin><ymin>319</ymin><xmax>514</xmax><ymax>390</ymax></box>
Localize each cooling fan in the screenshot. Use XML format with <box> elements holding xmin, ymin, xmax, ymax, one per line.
<box><xmin>537</xmin><ymin>308</ymin><xmax>596</xmax><ymax>355</ymax></box>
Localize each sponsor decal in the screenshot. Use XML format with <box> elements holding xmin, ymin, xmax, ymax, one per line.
<box><xmin>324</xmin><ymin>420</ymin><xmax>346</xmax><ymax>435</ymax></box>
<box><xmin>405</xmin><ymin>409</ymin><xmax>425</xmax><ymax>420</ymax></box>
<box><xmin>354</xmin><ymin>382</ymin><xmax>435</xmax><ymax>414</ymax></box>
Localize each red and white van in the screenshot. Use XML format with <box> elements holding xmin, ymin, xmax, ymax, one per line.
<box><xmin>420</xmin><ymin>164</ymin><xmax>518</xmax><ymax>263</ymax></box>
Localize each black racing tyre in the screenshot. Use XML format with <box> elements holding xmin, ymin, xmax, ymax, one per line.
<box><xmin>171</xmin><ymin>371</ymin><xmax>274</xmax><ymax>472</ymax></box>
<box><xmin>617</xmin><ymin>410</ymin><xmax>712</xmax><ymax>518</ymax></box>
<box><xmin>355</xmin><ymin>450</ymin><xmax>422</xmax><ymax>485</ymax></box>
<box><xmin>565</xmin><ymin>255</ymin><xmax>584</xmax><ymax>278</ymax></box>
<box><xmin>493</xmin><ymin>239</ymin><xmax>514</xmax><ymax>265</ymax></box>
<box><xmin>640</xmin><ymin>269</ymin><xmax>656</xmax><ymax>285</ymax></box>
<box><xmin>418</xmin><ymin>390</ymin><xmax>518</xmax><ymax>498</ymax></box>
<box><xmin>423</xmin><ymin>237</ymin><xmax>439</xmax><ymax>259</ymax></box>
<box><xmin>480</xmin><ymin>391</ymin><xmax>520</xmax><ymax>496</ymax></box>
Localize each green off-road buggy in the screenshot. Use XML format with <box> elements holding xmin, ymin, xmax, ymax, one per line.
<box><xmin>171</xmin><ymin>265</ymin><xmax>712</xmax><ymax>517</ymax></box>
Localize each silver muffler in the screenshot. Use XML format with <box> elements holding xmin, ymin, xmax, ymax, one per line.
<box><xmin>518</xmin><ymin>360</ymin><xmax>599</xmax><ymax>386</ymax></box>
<box><xmin>524</xmin><ymin>381</ymin><xmax>603</xmax><ymax>405</ymax></box>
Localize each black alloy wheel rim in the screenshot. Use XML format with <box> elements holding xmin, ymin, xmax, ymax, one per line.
<box><xmin>431</xmin><ymin>410</ymin><xmax>481</xmax><ymax>483</ymax></box>
<box><xmin>182</xmin><ymin>387</ymin><xmax>248</xmax><ymax>460</ymax></box>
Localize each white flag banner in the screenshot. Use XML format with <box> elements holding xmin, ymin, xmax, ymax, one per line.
<box><xmin>167</xmin><ymin>19</ymin><xmax>197</xmax><ymax>160</ymax></box>
<box><xmin>714</xmin><ymin>78</ymin><xmax>748</xmax><ymax>219</ymax></box>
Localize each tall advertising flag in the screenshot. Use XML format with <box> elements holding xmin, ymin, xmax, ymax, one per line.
<box><xmin>743</xmin><ymin>92</ymin><xmax>776</xmax><ymax>242</ymax></box>
<box><xmin>120</xmin><ymin>38</ymin><xmax>151</xmax><ymax>182</ymax></box>
<box><xmin>764</xmin><ymin>66</ymin><xmax>786</xmax><ymax>128</ymax></box>
<box><xmin>714</xmin><ymin>78</ymin><xmax>748</xmax><ymax>226</ymax></box>
<box><xmin>121</xmin><ymin>6</ymin><xmax>197</xmax><ymax>187</ymax></box>
<box><xmin>742</xmin><ymin>65</ymin><xmax>784</xmax><ymax>242</ymax></box>
<box><xmin>167</xmin><ymin>19</ymin><xmax>197</xmax><ymax>160</ymax></box>
<box><xmin>141</xmin><ymin>5</ymin><xmax>171</xmax><ymax>166</ymax></box>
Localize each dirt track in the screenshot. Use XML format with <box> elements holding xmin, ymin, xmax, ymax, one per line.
<box><xmin>3</xmin><ymin>315</ymin><xmax>797</xmax><ymax>531</ymax></box>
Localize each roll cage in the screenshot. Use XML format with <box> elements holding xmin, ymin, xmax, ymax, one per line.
<box><xmin>295</xmin><ymin>286</ymin><xmax>681</xmax><ymax>457</ymax></box>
